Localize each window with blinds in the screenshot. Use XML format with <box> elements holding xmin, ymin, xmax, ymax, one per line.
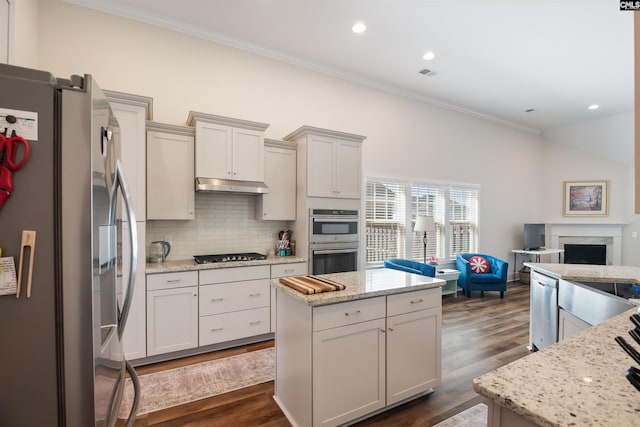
<box><xmin>365</xmin><ymin>180</ymin><xmax>406</xmax><ymax>264</ymax></box>
<box><xmin>410</xmin><ymin>184</ymin><xmax>445</xmax><ymax>261</ymax></box>
<box><xmin>366</xmin><ymin>178</ymin><xmax>479</xmax><ymax>267</ymax></box>
<box><xmin>449</xmin><ymin>186</ymin><xmax>479</xmax><ymax>259</ymax></box>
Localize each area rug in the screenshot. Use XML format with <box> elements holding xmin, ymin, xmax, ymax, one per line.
<box><xmin>433</xmin><ymin>403</ymin><xmax>487</xmax><ymax>427</ymax></box>
<box><xmin>119</xmin><ymin>347</ymin><xmax>275</xmax><ymax>418</ymax></box>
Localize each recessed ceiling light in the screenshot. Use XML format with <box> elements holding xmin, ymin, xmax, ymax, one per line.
<box><xmin>588</xmin><ymin>104</ymin><xmax>600</xmax><ymax>110</ymax></box>
<box><xmin>423</xmin><ymin>51</ymin><xmax>436</xmax><ymax>60</ymax></box>
<box><xmin>352</xmin><ymin>22</ymin><xmax>366</xmax><ymax>33</ymax></box>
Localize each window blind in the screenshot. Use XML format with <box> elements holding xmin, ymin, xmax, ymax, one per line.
<box><xmin>449</xmin><ymin>186</ymin><xmax>479</xmax><ymax>258</ymax></box>
<box><xmin>410</xmin><ymin>184</ymin><xmax>446</xmax><ymax>262</ymax></box>
<box><xmin>365</xmin><ymin>180</ymin><xmax>406</xmax><ymax>265</ymax></box>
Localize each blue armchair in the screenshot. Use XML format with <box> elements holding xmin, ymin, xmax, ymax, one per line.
<box><xmin>456</xmin><ymin>253</ymin><xmax>508</xmax><ymax>298</ymax></box>
<box><xmin>383</xmin><ymin>258</ymin><xmax>436</xmax><ymax>277</ymax></box>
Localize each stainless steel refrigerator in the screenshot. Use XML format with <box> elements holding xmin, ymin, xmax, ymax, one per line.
<box><xmin>0</xmin><ymin>63</ymin><xmax>140</xmax><ymax>426</ymax></box>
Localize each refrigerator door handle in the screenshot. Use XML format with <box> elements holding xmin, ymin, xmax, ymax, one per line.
<box><xmin>111</xmin><ymin>159</ymin><xmax>138</xmax><ymax>339</ymax></box>
<box><xmin>124</xmin><ymin>360</ymin><xmax>140</xmax><ymax>427</ymax></box>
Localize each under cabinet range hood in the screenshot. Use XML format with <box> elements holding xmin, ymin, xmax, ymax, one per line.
<box><xmin>195</xmin><ymin>177</ymin><xmax>269</xmax><ymax>194</ymax></box>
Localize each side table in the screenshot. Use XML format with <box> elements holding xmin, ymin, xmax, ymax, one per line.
<box><xmin>436</xmin><ymin>268</ymin><xmax>461</xmax><ymax>297</ymax></box>
<box><xmin>511</xmin><ymin>248</ymin><xmax>564</xmax><ymax>281</ymax></box>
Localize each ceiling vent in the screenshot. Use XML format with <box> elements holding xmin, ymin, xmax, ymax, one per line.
<box><xmin>419</xmin><ymin>68</ymin><xmax>438</xmax><ymax>77</ymax></box>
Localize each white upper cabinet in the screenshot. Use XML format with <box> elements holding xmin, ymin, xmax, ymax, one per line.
<box><xmin>146</xmin><ymin>122</ymin><xmax>195</xmax><ymax>220</ymax></box>
<box><xmin>284</xmin><ymin>126</ymin><xmax>365</xmax><ymax>199</ymax></box>
<box><xmin>258</xmin><ymin>139</ymin><xmax>297</xmax><ymax>221</ymax></box>
<box><xmin>0</xmin><ymin>0</ymin><xmax>13</xmax><ymax>64</ymax></box>
<box><xmin>105</xmin><ymin>91</ymin><xmax>152</xmax><ymax>220</ymax></box>
<box><xmin>187</xmin><ymin>111</ymin><xmax>269</xmax><ymax>183</ymax></box>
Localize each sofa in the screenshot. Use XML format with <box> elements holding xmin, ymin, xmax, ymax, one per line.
<box><xmin>383</xmin><ymin>258</ymin><xmax>436</xmax><ymax>277</ymax></box>
<box><xmin>456</xmin><ymin>253</ymin><xmax>508</xmax><ymax>298</ymax></box>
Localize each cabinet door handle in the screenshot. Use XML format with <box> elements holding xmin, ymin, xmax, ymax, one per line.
<box><xmin>410</xmin><ymin>299</ymin><xmax>424</xmax><ymax>304</ymax></box>
<box><xmin>210</xmin><ymin>328</ymin><xmax>224</xmax><ymax>332</ymax></box>
<box><xmin>388</xmin><ymin>327</ymin><xmax>394</xmax><ymax>332</ymax></box>
<box><xmin>380</xmin><ymin>328</ymin><xmax>386</xmax><ymax>333</ymax></box>
<box><xmin>249</xmin><ymin>321</ymin><xmax>262</xmax><ymax>325</ymax></box>
<box><xmin>344</xmin><ymin>310</ymin><xmax>361</xmax><ymax>316</ymax></box>
<box><xmin>211</xmin><ymin>297</ymin><xmax>224</xmax><ymax>302</ymax></box>
<box><xmin>249</xmin><ymin>293</ymin><xmax>261</xmax><ymax>297</ymax></box>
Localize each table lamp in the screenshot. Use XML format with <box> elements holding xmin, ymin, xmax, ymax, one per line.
<box><xmin>414</xmin><ymin>216</ymin><xmax>435</xmax><ymax>264</ymax></box>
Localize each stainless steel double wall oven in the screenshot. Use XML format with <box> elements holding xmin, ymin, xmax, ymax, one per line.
<box><xmin>309</xmin><ymin>209</ymin><xmax>359</xmax><ymax>274</ymax></box>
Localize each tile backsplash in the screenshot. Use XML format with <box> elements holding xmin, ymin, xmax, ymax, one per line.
<box><xmin>146</xmin><ymin>193</ymin><xmax>292</xmax><ymax>261</ymax></box>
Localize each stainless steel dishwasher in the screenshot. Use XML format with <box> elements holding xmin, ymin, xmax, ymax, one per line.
<box><xmin>530</xmin><ymin>270</ymin><xmax>559</xmax><ymax>350</ymax></box>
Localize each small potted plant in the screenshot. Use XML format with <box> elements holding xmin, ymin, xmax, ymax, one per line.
<box><xmin>426</xmin><ymin>256</ymin><xmax>439</xmax><ymax>266</ymax></box>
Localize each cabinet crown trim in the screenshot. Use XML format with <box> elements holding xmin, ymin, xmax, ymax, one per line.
<box><xmin>265</xmin><ymin>138</ymin><xmax>297</xmax><ymax>150</ymax></box>
<box><xmin>283</xmin><ymin>125</ymin><xmax>366</xmax><ymax>143</ymax></box>
<box><xmin>104</xmin><ymin>90</ymin><xmax>154</xmax><ymax>120</ymax></box>
<box><xmin>186</xmin><ymin>111</ymin><xmax>269</xmax><ymax>132</ymax></box>
<box><xmin>146</xmin><ymin>121</ymin><xmax>195</xmax><ymax>136</ymax></box>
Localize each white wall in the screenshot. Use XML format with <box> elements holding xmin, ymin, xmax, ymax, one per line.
<box><xmin>544</xmin><ymin>112</ymin><xmax>634</xmax><ymax>167</ymax></box>
<box><xmin>12</xmin><ymin>0</ymin><xmax>38</xmax><ymax>68</ymax></box>
<box><xmin>25</xmin><ymin>0</ymin><xmax>637</xmax><ymax>268</ymax></box>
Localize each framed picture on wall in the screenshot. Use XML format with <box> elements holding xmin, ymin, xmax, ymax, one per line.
<box><xmin>563</xmin><ymin>180</ymin><xmax>608</xmax><ymax>216</ymax></box>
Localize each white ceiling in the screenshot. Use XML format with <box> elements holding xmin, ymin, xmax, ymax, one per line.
<box><xmin>67</xmin><ymin>0</ymin><xmax>634</xmax><ymax>135</ymax></box>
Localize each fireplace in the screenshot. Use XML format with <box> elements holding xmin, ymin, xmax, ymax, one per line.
<box><xmin>563</xmin><ymin>244</ymin><xmax>606</xmax><ymax>265</ymax></box>
<box><xmin>549</xmin><ymin>224</ymin><xmax>623</xmax><ymax>265</ymax></box>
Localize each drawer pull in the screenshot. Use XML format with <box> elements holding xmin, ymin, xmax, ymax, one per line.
<box><xmin>166</xmin><ymin>279</ymin><xmax>181</xmax><ymax>283</ymax></box>
<box><xmin>249</xmin><ymin>293</ymin><xmax>262</xmax><ymax>297</ymax></box>
<box><xmin>410</xmin><ymin>299</ymin><xmax>424</xmax><ymax>304</ymax></box>
<box><xmin>344</xmin><ymin>310</ymin><xmax>361</xmax><ymax>316</ymax></box>
<box><xmin>249</xmin><ymin>321</ymin><xmax>262</xmax><ymax>325</ymax></box>
<box><xmin>284</xmin><ymin>268</ymin><xmax>294</xmax><ymax>273</ymax></box>
<box><xmin>210</xmin><ymin>327</ymin><xmax>224</xmax><ymax>332</ymax></box>
<box><xmin>210</xmin><ymin>298</ymin><xmax>224</xmax><ymax>302</ymax></box>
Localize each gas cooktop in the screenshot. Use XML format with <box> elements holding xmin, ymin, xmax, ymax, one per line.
<box><xmin>193</xmin><ymin>252</ymin><xmax>267</xmax><ymax>264</ymax></box>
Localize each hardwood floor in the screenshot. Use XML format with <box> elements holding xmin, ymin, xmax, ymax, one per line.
<box><xmin>129</xmin><ymin>282</ymin><xmax>531</xmax><ymax>427</ymax></box>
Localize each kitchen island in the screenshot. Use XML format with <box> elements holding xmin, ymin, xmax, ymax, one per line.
<box><xmin>272</xmin><ymin>269</ymin><xmax>445</xmax><ymax>427</ymax></box>
<box><xmin>474</xmin><ymin>263</ymin><xmax>640</xmax><ymax>426</ymax></box>
<box><xmin>522</xmin><ymin>262</ymin><xmax>640</xmax><ymax>284</ymax></box>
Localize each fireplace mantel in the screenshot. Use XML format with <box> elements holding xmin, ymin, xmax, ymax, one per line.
<box><xmin>548</xmin><ymin>223</ymin><xmax>624</xmax><ymax>265</ymax></box>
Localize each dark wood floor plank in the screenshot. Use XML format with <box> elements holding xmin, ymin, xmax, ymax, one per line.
<box><xmin>134</xmin><ymin>282</ymin><xmax>531</xmax><ymax>426</ymax></box>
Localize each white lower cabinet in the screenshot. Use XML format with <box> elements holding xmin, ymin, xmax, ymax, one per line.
<box><xmin>387</xmin><ymin>307</ymin><xmax>441</xmax><ymax>405</ymax></box>
<box><xmin>199</xmin><ymin>265</ymin><xmax>271</xmax><ymax>345</ymax></box>
<box><xmin>147</xmin><ymin>271</ymin><xmax>199</xmax><ymax>356</ymax></box>
<box><xmin>142</xmin><ymin>261</ymin><xmax>307</xmax><ymax>358</ymax></box>
<box><xmin>275</xmin><ymin>287</ymin><xmax>442</xmax><ymax>427</ymax></box>
<box><xmin>200</xmin><ymin>307</ymin><xmax>270</xmax><ymax>346</ymax></box>
<box><xmin>313</xmin><ymin>318</ymin><xmax>386</xmax><ymax>426</ymax></box>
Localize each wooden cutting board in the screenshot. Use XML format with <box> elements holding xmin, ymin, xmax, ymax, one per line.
<box><xmin>279</xmin><ymin>275</ymin><xmax>346</xmax><ymax>295</ymax></box>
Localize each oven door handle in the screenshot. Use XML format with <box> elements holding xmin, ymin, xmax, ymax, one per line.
<box><xmin>312</xmin><ymin>217</ymin><xmax>358</xmax><ymax>223</ymax></box>
<box><xmin>313</xmin><ymin>248</ymin><xmax>358</xmax><ymax>255</ymax></box>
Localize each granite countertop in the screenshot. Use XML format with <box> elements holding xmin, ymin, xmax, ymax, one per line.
<box><xmin>146</xmin><ymin>256</ymin><xmax>306</xmax><ymax>274</ymax></box>
<box><xmin>271</xmin><ymin>269</ymin><xmax>445</xmax><ymax>306</ymax></box>
<box><xmin>473</xmin><ymin>307</ymin><xmax>640</xmax><ymax>426</ymax></box>
<box><xmin>524</xmin><ymin>262</ymin><xmax>640</xmax><ymax>284</ymax></box>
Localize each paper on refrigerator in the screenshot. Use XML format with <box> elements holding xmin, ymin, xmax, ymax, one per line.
<box><xmin>0</xmin><ymin>257</ymin><xmax>18</xmax><ymax>295</ymax></box>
